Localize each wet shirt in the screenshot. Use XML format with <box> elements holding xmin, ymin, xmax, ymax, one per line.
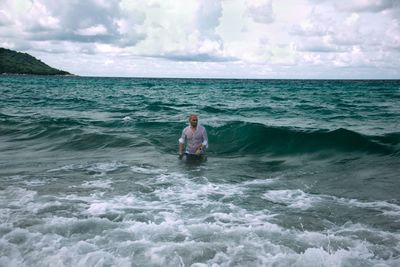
<box><xmin>179</xmin><ymin>125</ymin><xmax>208</xmax><ymax>154</ymax></box>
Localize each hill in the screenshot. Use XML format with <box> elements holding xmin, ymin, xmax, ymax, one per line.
<box><xmin>0</xmin><ymin>47</ymin><xmax>72</xmax><ymax>75</ymax></box>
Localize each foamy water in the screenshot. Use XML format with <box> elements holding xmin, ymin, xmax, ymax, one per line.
<box><xmin>1</xmin><ymin>160</ymin><xmax>399</xmax><ymax>267</ymax></box>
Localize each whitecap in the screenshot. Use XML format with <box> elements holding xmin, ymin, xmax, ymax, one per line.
<box><xmin>241</xmin><ymin>177</ymin><xmax>280</xmax><ymax>187</ymax></box>
<box><xmin>81</xmin><ymin>179</ymin><xmax>113</xmax><ymax>189</ymax></box>
<box><xmin>87</xmin><ymin>161</ymin><xmax>127</xmax><ymax>176</ymax></box>
<box><xmin>122</xmin><ymin>116</ymin><xmax>132</xmax><ymax>122</ymax></box>
<box><xmin>0</xmin><ymin>186</ymin><xmax>37</xmax><ymax>207</ymax></box>
<box><xmin>345</xmin><ymin>199</ymin><xmax>400</xmax><ymax>219</ymax></box>
<box><xmin>47</xmin><ymin>164</ymin><xmax>82</xmax><ymax>172</ymax></box>
<box><xmin>22</xmin><ymin>179</ymin><xmax>47</xmax><ymax>186</ymax></box>
<box><xmin>86</xmin><ymin>193</ymin><xmax>140</xmax><ymax>216</ymax></box>
<box><xmin>293</xmin><ymin>245</ymin><xmax>374</xmax><ymax>267</ymax></box>
<box><xmin>87</xmin><ymin>202</ymin><xmax>111</xmax><ymax>216</ymax></box>
<box><xmin>130</xmin><ymin>165</ymin><xmax>166</xmax><ymax>175</ymax></box>
<box><xmin>262</xmin><ymin>189</ymin><xmax>319</xmax><ymax>210</ymax></box>
<box><xmin>261</xmin><ymin>188</ymin><xmax>400</xmax><ymax>220</ymax></box>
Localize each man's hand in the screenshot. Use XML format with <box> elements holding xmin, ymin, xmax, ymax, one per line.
<box><xmin>195</xmin><ymin>146</ymin><xmax>202</xmax><ymax>155</ymax></box>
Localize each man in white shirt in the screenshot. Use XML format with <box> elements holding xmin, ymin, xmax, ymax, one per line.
<box><xmin>178</xmin><ymin>114</ymin><xmax>208</xmax><ymax>160</ymax></box>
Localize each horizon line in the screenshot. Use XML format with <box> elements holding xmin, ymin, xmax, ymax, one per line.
<box><xmin>2</xmin><ymin>73</ymin><xmax>400</xmax><ymax>81</ymax></box>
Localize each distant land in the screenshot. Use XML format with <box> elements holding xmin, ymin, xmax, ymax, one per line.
<box><xmin>0</xmin><ymin>47</ymin><xmax>72</xmax><ymax>76</ymax></box>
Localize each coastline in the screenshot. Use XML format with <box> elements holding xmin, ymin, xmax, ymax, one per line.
<box><xmin>1</xmin><ymin>72</ymin><xmax>76</xmax><ymax>76</ymax></box>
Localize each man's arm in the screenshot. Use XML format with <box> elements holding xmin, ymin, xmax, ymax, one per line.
<box><xmin>178</xmin><ymin>129</ymin><xmax>186</xmax><ymax>159</ymax></box>
<box><xmin>179</xmin><ymin>143</ymin><xmax>184</xmax><ymax>155</ymax></box>
<box><xmin>202</xmin><ymin>127</ymin><xmax>208</xmax><ymax>149</ymax></box>
<box><xmin>195</xmin><ymin>127</ymin><xmax>208</xmax><ymax>155</ymax></box>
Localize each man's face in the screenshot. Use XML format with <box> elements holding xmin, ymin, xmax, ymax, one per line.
<box><xmin>189</xmin><ymin>115</ymin><xmax>198</xmax><ymax>127</ymax></box>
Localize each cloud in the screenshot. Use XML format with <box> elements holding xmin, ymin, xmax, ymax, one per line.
<box><xmin>332</xmin><ymin>46</ymin><xmax>371</xmax><ymax>67</ymax></box>
<box><xmin>246</xmin><ymin>0</ymin><xmax>275</xmax><ymax>24</ymax></box>
<box><xmin>0</xmin><ymin>9</ymin><xmax>13</xmax><ymax>26</ymax></box>
<box><xmin>195</xmin><ymin>0</ymin><xmax>223</xmax><ymax>34</ymax></box>
<box><xmin>308</xmin><ymin>0</ymin><xmax>394</xmax><ymax>13</ymax></box>
<box><xmin>21</xmin><ymin>1</ymin><xmax>60</xmax><ymax>32</ymax></box>
<box><xmin>290</xmin><ymin>21</ymin><xmax>330</xmax><ymax>37</ymax></box>
<box><xmin>334</xmin><ymin>0</ymin><xmax>393</xmax><ymax>13</ymax></box>
<box><xmin>75</xmin><ymin>25</ymin><xmax>108</xmax><ymax>36</ymax></box>
<box><xmin>0</xmin><ymin>0</ymin><xmax>145</xmax><ymax>51</ymax></box>
<box><xmin>383</xmin><ymin>18</ymin><xmax>400</xmax><ymax>51</ymax></box>
<box><xmin>129</xmin><ymin>0</ymin><xmax>233</xmax><ymax>62</ymax></box>
<box><xmin>290</xmin><ymin>10</ymin><xmax>333</xmax><ymax>37</ymax></box>
<box><xmin>150</xmin><ymin>52</ymin><xmax>237</xmax><ymax>63</ymax></box>
<box><xmin>290</xmin><ymin>5</ymin><xmax>377</xmax><ymax>55</ymax></box>
<box><xmin>297</xmin><ymin>37</ymin><xmax>339</xmax><ymax>52</ymax></box>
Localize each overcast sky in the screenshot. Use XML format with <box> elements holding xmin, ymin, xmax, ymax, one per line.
<box><xmin>1</xmin><ymin>0</ymin><xmax>399</xmax><ymax>79</ymax></box>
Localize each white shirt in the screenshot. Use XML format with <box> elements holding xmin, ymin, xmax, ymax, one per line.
<box><xmin>179</xmin><ymin>124</ymin><xmax>208</xmax><ymax>154</ymax></box>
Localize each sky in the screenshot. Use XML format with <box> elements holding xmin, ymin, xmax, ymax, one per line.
<box><xmin>1</xmin><ymin>0</ymin><xmax>399</xmax><ymax>79</ymax></box>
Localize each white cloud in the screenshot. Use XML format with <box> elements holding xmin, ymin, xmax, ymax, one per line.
<box><xmin>332</xmin><ymin>45</ymin><xmax>370</xmax><ymax>67</ymax></box>
<box><xmin>103</xmin><ymin>59</ymin><xmax>115</xmax><ymax>66</ymax></box>
<box><xmin>75</xmin><ymin>25</ymin><xmax>108</xmax><ymax>36</ymax></box>
<box><xmin>27</xmin><ymin>1</ymin><xmax>60</xmax><ymax>31</ymax></box>
<box><xmin>128</xmin><ymin>0</ymin><xmax>231</xmax><ymax>62</ymax></box>
<box><xmin>301</xmin><ymin>53</ymin><xmax>323</xmax><ymax>65</ymax></box>
<box><xmin>291</xmin><ymin>20</ymin><xmax>330</xmax><ymax>37</ymax></box>
<box><xmin>297</xmin><ymin>36</ymin><xmax>338</xmax><ymax>53</ymax></box>
<box><xmin>246</xmin><ymin>0</ymin><xmax>275</xmax><ymax>24</ymax></box>
<box><xmin>384</xmin><ymin>18</ymin><xmax>400</xmax><ymax>51</ymax></box>
<box><xmin>290</xmin><ymin>9</ymin><xmax>334</xmax><ymax>37</ymax></box>
<box><xmin>345</xmin><ymin>13</ymin><xmax>360</xmax><ymax>26</ymax></box>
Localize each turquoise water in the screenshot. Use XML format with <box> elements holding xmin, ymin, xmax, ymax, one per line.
<box><xmin>1</xmin><ymin>76</ymin><xmax>400</xmax><ymax>266</ymax></box>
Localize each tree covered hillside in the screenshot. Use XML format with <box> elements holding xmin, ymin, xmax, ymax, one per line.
<box><xmin>0</xmin><ymin>47</ymin><xmax>71</xmax><ymax>75</ymax></box>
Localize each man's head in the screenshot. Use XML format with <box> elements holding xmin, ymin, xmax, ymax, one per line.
<box><xmin>189</xmin><ymin>114</ymin><xmax>198</xmax><ymax>127</ymax></box>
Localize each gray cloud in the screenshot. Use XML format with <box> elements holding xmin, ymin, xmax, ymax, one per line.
<box><xmin>297</xmin><ymin>38</ymin><xmax>340</xmax><ymax>53</ymax></box>
<box><xmin>290</xmin><ymin>24</ymin><xmax>330</xmax><ymax>37</ymax></box>
<box><xmin>0</xmin><ymin>10</ymin><xmax>12</xmax><ymax>26</ymax></box>
<box><xmin>308</xmin><ymin>0</ymin><xmax>395</xmax><ymax>13</ymax></box>
<box><xmin>195</xmin><ymin>0</ymin><xmax>223</xmax><ymax>34</ymax></box>
<box><xmin>146</xmin><ymin>52</ymin><xmax>238</xmax><ymax>63</ymax></box>
<box><xmin>334</xmin><ymin>0</ymin><xmax>393</xmax><ymax>13</ymax></box>
<box><xmin>3</xmin><ymin>0</ymin><xmax>146</xmax><ymax>50</ymax></box>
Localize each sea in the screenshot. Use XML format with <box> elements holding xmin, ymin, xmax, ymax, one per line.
<box><xmin>0</xmin><ymin>75</ymin><xmax>399</xmax><ymax>267</ymax></box>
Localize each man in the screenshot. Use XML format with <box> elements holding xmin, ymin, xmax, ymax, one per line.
<box><xmin>178</xmin><ymin>114</ymin><xmax>208</xmax><ymax>160</ymax></box>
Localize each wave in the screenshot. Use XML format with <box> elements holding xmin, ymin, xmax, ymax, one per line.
<box><xmin>1</xmin><ymin>113</ymin><xmax>399</xmax><ymax>155</ymax></box>
<box><xmin>200</xmin><ymin>105</ymin><xmax>273</xmax><ymax>114</ymax></box>
<box><xmin>205</xmin><ymin>121</ymin><xmax>399</xmax><ymax>156</ymax></box>
<box><xmin>0</xmin><ymin>115</ymin><xmax>129</xmax><ymax>150</ymax></box>
<box><xmin>133</xmin><ymin>121</ymin><xmax>400</xmax><ymax>156</ymax></box>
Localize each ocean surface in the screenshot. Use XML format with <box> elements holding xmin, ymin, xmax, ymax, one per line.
<box><xmin>0</xmin><ymin>76</ymin><xmax>399</xmax><ymax>267</ymax></box>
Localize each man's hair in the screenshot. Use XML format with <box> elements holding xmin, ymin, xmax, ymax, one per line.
<box><xmin>188</xmin><ymin>113</ymin><xmax>198</xmax><ymax>120</ymax></box>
